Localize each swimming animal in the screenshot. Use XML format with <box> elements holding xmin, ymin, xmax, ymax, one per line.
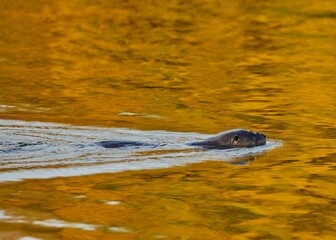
<box><xmin>98</xmin><ymin>129</ymin><xmax>266</xmax><ymax>150</ymax></box>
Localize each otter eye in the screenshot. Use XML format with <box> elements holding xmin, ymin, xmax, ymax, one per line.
<box><xmin>232</xmin><ymin>135</ymin><xmax>239</xmax><ymax>143</ymax></box>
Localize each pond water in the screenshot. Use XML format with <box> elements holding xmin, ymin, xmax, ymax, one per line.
<box><xmin>0</xmin><ymin>0</ymin><xmax>336</xmax><ymax>239</ymax></box>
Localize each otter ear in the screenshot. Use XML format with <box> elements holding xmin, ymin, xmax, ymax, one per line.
<box><xmin>232</xmin><ymin>135</ymin><xmax>239</xmax><ymax>144</ymax></box>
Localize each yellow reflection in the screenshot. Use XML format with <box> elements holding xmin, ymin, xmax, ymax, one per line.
<box><xmin>1</xmin><ymin>0</ymin><xmax>336</xmax><ymax>239</ymax></box>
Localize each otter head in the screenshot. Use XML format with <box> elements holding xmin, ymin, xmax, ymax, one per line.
<box><xmin>215</xmin><ymin>129</ymin><xmax>266</xmax><ymax>148</ymax></box>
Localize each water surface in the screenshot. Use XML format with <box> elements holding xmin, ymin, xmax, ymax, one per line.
<box><xmin>1</xmin><ymin>0</ymin><xmax>336</xmax><ymax>239</ymax></box>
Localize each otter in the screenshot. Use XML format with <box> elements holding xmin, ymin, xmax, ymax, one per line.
<box><xmin>98</xmin><ymin>129</ymin><xmax>266</xmax><ymax>150</ymax></box>
<box><xmin>188</xmin><ymin>129</ymin><xmax>266</xmax><ymax>149</ymax></box>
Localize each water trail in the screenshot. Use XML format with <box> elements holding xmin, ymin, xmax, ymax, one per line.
<box><xmin>0</xmin><ymin>120</ymin><xmax>282</xmax><ymax>182</ymax></box>
<box><xmin>0</xmin><ymin>209</ymin><xmax>130</xmax><ymax>233</ymax></box>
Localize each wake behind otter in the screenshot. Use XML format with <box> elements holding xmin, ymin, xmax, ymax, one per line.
<box><xmin>0</xmin><ymin>120</ymin><xmax>282</xmax><ymax>182</ymax></box>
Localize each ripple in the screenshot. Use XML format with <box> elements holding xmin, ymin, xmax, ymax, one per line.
<box><xmin>0</xmin><ymin>209</ymin><xmax>130</xmax><ymax>232</ymax></box>
<box><xmin>0</xmin><ymin>119</ymin><xmax>282</xmax><ymax>182</ymax></box>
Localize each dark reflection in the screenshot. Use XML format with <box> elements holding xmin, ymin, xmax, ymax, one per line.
<box><xmin>315</xmin><ymin>124</ymin><xmax>336</xmax><ymax>139</ymax></box>
<box><xmin>308</xmin><ymin>12</ymin><xmax>336</xmax><ymax>19</ymax></box>
<box><xmin>196</xmin><ymin>205</ymin><xmax>264</xmax><ymax>234</ymax></box>
<box><xmin>308</xmin><ymin>153</ymin><xmax>336</xmax><ymax>165</ymax></box>
<box><xmin>228</xmin><ymin>155</ymin><xmax>257</xmax><ymax>166</ymax></box>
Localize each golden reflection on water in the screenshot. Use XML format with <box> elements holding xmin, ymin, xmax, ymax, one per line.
<box><xmin>2</xmin><ymin>0</ymin><xmax>335</xmax><ymax>133</ymax></box>
<box><xmin>1</xmin><ymin>0</ymin><xmax>336</xmax><ymax>239</ymax></box>
<box><xmin>1</xmin><ymin>156</ymin><xmax>336</xmax><ymax>239</ymax></box>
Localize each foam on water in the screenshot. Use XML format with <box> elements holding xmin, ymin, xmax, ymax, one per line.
<box><xmin>0</xmin><ymin>119</ymin><xmax>282</xmax><ymax>182</ymax></box>
<box><xmin>0</xmin><ymin>209</ymin><xmax>130</xmax><ymax>233</ymax></box>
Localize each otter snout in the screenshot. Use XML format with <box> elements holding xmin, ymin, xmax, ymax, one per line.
<box><xmin>255</xmin><ymin>132</ymin><xmax>266</xmax><ymax>146</ymax></box>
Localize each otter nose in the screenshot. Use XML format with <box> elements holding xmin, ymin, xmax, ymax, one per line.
<box><xmin>255</xmin><ymin>132</ymin><xmax>266</xmax><ymax>139</ymax></box>
<box><xmin>254</xmin><ymin>132</ymin><xmax>266</xmax><ymax>146</ymax></box>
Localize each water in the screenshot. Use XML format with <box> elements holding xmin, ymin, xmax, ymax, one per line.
<box><xmin>1</xmin><ymin>0</ymin><xmax>336</xmax><ymax>239</ymax></box>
